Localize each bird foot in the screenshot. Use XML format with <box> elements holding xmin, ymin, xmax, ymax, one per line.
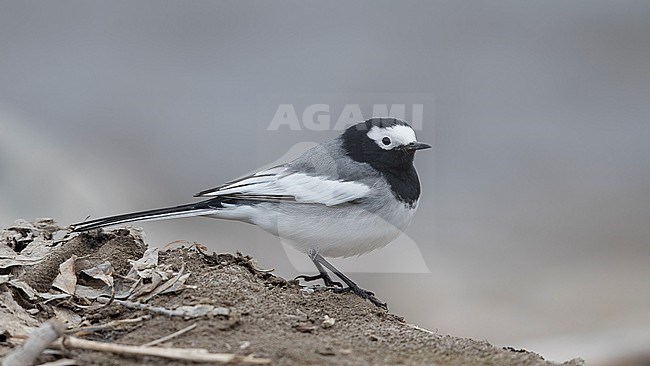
<box><xmin>294</xmin><ymin>273</ymin><xmax>343</xmax><ymax>288</ymax></box>
<box><xmin>333</xmin><ymin>285</ymin><xmax>388</xmax><ymax>310</ymax></box>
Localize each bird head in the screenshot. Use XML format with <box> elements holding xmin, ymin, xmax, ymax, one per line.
<box><xmin>342</xmin><ymin>118</ymin><xmax>431</xmax><ymax>172</ymax></box>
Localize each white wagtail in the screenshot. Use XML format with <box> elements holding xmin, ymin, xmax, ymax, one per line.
<box><xmin>71</xmin><ymin>117</ymin><xmax>430</xmax><ymax>308</ymax></box>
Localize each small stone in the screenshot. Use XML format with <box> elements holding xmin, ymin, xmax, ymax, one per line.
<box><xmin>316</xmin><ymin>346</ymin><xmax>336</xmax><ymax>356</ymax></box>
<box><xmin>321</xmin><ymin>315</ymin><xmax>335</xmax><ymax>328</ymax></box>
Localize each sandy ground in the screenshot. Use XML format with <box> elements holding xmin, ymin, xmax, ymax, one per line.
<box><xmin>0</xmin><ymin>222</ymin><xmax>585</xmax><ymax>365</ymax></box>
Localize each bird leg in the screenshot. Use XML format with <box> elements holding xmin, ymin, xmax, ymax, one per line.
<box><xmin>311</xmin><ymin>253</ymin><xmax>388</xmax><ymax>310</ymax></box>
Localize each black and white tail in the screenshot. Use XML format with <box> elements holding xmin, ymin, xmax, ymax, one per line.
<box><xmin>70</xmin><ymin>199</ymin><xmax>222</xmax><ymax>232</ymax></box>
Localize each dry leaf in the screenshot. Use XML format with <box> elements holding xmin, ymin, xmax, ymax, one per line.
<box><xmin>140</xmin><ymin>264</ymin><xmax>187</xmax><ymax>302</ymax></box>
<box><xmin>81</xmin><ymin>261</ymin><xmax>114</xmax><ymax>287</ymax></box>
<box><xmin>52</xmin><ymin>255</ymin><xmax>78</xmax><ymax>295</ymax></box>
<box><xmin>0</xmin><ymin>291</ymin><xmax>40</xmax><ymax>338</ymax></box>
<box><xmin>126</xmin><ymin>248</ymin><xmax>159</xmax><ymax>280</ymax></box>
<box><xmin>8</xmin><ymin>279</ymin><xmax>40</xmax><ymax>301</ymax></box>
<box><xmin>74</xmin><ymin>284</ymin><xmax>113</xmax><ymax>300</ymax></box>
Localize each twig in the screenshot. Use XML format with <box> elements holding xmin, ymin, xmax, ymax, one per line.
<box><xmin>53</xmin><ymin>337</ymin><xmax>270</xmax><ymax>364</ymax></box>
<box><xmin>2</xmin><ymin>321</ymin><xmax>66</xmax><ymax>366</ymax></box>
<box><xmin>95</xmin><ymin>297</ymin><xmax>229</xmax><ymax>318</ymax></box>
<box><xmin>142</xmin><ymin>323</ymin><xmax>198</xmax><ymax>347</ymax></box>
<box><xmin>68</xmin><ymin>315</ymin><xmax>151</xmax><ymax>335</ymax></box>
<box><xmin>36</xmin><ymin>359</ymin><xmax>77</xmax><ymax>366</ymax></box>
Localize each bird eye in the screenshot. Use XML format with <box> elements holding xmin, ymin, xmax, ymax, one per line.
<box><xmin>382</xmin><ymin>137</ymin><xmax>391</xmax><ymax>146</ymax></box>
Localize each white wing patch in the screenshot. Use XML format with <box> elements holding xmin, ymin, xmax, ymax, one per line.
<box><xmin>195</xmin><ymin>166</ymin><xmax>371</xmax><ymax>206</ymax></box>
<box><xmin>278</xmin><ymin>173</ymin><xmax>371</xmax><ymax>205</ymax></box>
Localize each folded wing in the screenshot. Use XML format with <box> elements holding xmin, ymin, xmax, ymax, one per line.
<box><xmin>194</xmin><ymin>165</ymin><xmax>371</xmax><ymax>206</ymax></box>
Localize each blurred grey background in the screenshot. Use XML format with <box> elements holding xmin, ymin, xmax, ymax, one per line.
<box><xmin>1</xmin><ymin>1</ymin><xmax>649</xmax><ymax>364</ymax></box>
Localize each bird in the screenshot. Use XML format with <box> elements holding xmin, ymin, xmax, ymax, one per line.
<box><xmin>70</xmin><ymin>117</ymin><xmax>431</xmax><ymax>309</ymax></box>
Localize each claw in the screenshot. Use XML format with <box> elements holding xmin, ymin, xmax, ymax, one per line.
<box><xmin>333</xmin><ymin>285</ymin><xmax>387</xmax><ymax>310</ymax></box>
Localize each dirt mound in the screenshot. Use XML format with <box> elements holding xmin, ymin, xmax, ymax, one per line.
<box><xmin>0</xmin><ymin>220</ymin><xmax>584</xmax><ymax>365</ymax></box>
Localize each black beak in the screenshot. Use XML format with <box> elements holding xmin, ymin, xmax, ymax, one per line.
<box><xmin>404</xmin><ymin>142</ymin><xmax>432</xmax><ymax>151</ymax></box>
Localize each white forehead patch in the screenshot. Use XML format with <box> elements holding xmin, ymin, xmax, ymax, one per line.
<box><xmin>366</xmin><ymin>125</ymin><xmax>417</xmax><ymax>150</ymax></box>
